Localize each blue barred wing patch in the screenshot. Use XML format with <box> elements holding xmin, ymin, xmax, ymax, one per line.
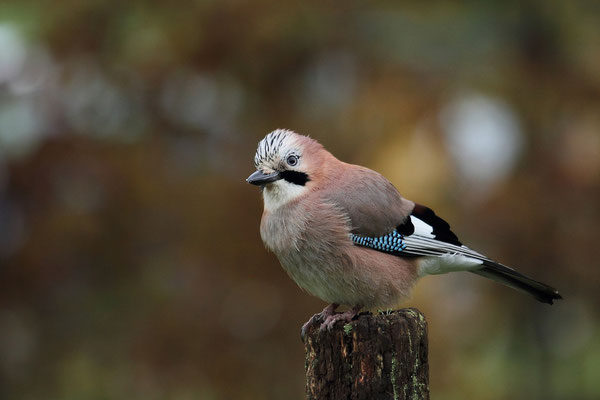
<box><xmin>351</xmin><ymin>231</ymin><xmax>407</xmax><ymax>254</ymax></box>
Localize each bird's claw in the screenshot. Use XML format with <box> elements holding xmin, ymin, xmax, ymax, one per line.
<box><xmin>301</xmin><ymin>303</ymin><xmax>339</xmax><ymax>340</ymax></box>
<box><xmin>301</xmin><ymin>313</ymin><xmax>323</xmax><ymax>340</ymax></box>
<box><xmin>319</xmin><ymin>310</ymin><xmax>358</xmax><ymax>332</ymax></box>
<box><xmin>301</xmin><ymin>304</ymin><xmax>362</xmax><ymax>339</ymax></box>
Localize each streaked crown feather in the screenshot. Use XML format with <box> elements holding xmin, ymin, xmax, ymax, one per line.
<box><xmin>254</xmin><ymin>129</ymin><xmax>296</xmax><ymax>168</ymax></box>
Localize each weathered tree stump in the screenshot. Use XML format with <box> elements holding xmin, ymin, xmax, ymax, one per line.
<box><xmin>302</xmin><ymin>308</ymin><xmax>429</xmax><ymax>400</ymax></box>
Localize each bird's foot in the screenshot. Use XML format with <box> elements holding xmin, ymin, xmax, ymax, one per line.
<box><xmin>319</xmin><ymin>305</ymin><xmax>362</xmax><ymax>332</ymax></box>
<box><xmin>301</xmin><ymin>303</ymin><xmax>338</xmax><ymax>340</ymax></box>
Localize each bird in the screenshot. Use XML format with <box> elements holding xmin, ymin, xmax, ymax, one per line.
<box><xmin>246</xmin><ymin>129</ymin><xmax>561</xmax><ymax>335</ymax></box>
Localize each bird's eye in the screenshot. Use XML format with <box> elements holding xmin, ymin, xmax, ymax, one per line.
<box><xmin>286</xmin><ymin>155</ymin><xmax>299</xmax><ymax>166</ymax></box>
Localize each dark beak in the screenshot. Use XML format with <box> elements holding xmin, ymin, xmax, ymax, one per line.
<box><xmin>246</xmin><ymin>170</ymin><xmax>282</xmax><ymax>185</ymax></box>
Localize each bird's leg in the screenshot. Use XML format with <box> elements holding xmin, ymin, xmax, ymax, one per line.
<box><xmin>301</xmin><ymin>303</ymin><xmax>338</xmax><ymax>339</ymax></box>
<box><xmin>320</xmin><ymin>304</ymin><xmax>362</xmax><ymax>332</ymax></box>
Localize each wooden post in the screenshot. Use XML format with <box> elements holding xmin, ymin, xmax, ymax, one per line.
<box><xmin>302</xmin><ymin>308</ymin><xmax>429</xmax><ymax>400</ymax></box>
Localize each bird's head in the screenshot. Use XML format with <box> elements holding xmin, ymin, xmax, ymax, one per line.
<box><xmin>247</xmin><ymin>129</ymin><xmax>326</xmax><ymax>210</ymax></box>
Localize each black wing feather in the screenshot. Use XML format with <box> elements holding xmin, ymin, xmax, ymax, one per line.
<box><xmin>410</xmin><ymin>204</ymin><xmax>462</xmax><ymax>246</ymax></box>
<box><xmin>352</xmin><ymin>203</ymin><xmax>562</xmax><ymax>305</ymax></box>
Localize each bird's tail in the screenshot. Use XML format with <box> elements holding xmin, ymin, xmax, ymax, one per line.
<box><xmin>470</xmin><ymin>260</ymin><xmax>562</xmax><ymax>305</ymax></box>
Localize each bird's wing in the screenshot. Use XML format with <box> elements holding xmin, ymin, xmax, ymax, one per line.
<box><xmin>324</xmin><ymin>165</ymin><xmax>414</xmax><ymax>237</ymax></box>
<box><xmin>352</xmin><ymin>203</ymin><xmax>563</xmax><ymax>304</ymax></box>
<box><xmin>324</xmin><ymin>165</ymin><xmax>482</xmax><ymax>261</ymax></box>
<box><xmin>351</xmin><ymin>203</ymin><xmax>489</xmax><ymax>262</ymax></box>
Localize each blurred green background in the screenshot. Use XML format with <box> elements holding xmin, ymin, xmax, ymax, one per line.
<box><xmin>0</xmin><ymin>1</ymin><xmax>599</xmax><ymax>399</ymax></box>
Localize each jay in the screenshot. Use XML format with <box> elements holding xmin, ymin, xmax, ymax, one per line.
<box><xmin>247</xmin><ymin>129</ymin><xmax>561</xmax><ymax>334</ymax></box>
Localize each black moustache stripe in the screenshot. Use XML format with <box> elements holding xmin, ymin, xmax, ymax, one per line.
<box><xmin>280</xmin><ymin>170</ymin><xmax>310</xmax><ymax>186</ymax></box>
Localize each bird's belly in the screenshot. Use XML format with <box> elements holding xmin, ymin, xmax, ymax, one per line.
<box><xmin>276</xmin><ymin>248</ymin><xmax>359</xmax><ymax>305</ymax></box>
<box><xmin>274</xmin><ymin>245</ymin><xmax>417</xmax><ymax>309</ymax></box>
<box><xmin>261</xmin><ymin>200</ymin><xmax>417</xmax><ymax>308</ymax></box>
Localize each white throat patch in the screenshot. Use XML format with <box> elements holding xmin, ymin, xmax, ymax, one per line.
<box><xmin>262</xmin><ymin>180</ymin><xmax>307</xmax><ymax>211</ymax></box>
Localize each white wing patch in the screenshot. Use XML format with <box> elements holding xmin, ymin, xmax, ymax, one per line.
<box><xmin>404</xmin><ymin>216</ymin><xmax>489</xmax><ymax>276</ymax></box>
<box><xmin>410</xmin><ymin>215</ymin><xmax>435</xmax><ymax>238</ymax></box>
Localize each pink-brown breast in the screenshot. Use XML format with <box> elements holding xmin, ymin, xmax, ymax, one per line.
<box><xmin>260</xmin><ymin>192</ymin><xmax>419</xmax><ymax>308</ymax></box>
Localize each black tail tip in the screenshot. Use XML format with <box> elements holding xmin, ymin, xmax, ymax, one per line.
<box><xmin>539</xmin><ymin>291</ymin><xmax>562</xmax><ymax>305</ymax></box>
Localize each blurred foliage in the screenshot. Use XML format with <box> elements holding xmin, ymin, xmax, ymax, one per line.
<box><xmin>0</xmin><ymin>1</ymin><xmax>599</xmax><ymax>399</ymax></box>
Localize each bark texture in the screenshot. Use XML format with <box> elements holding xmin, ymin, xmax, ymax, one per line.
<box><xmin>303</xmin><ymin>308</ymin><xmax>429</xmax><ymax>400</ymax></box>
